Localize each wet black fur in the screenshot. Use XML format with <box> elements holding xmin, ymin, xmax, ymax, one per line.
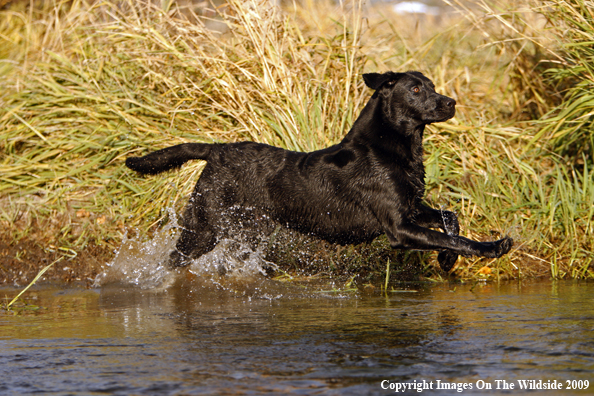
<box><xmin>126</xmin><ymin>71</ymin><xmax>513</xmax><ymax>272</ymax></box>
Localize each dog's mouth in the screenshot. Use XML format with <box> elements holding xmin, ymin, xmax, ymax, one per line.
<box><xmin>438</xmin><ymin>108</ymin><xmax>456</xmax><ymax>122</ymax></box>
<box><xmin>430</xmin><ymin>107</ymin><xmax>456</xmax><ymax>123</ymax></box>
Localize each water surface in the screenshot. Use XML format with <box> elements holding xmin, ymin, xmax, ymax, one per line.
<box><xmin>1</xmin><ymin>279</ymin><xmax>593</xmax><ymax>395</ymax></box>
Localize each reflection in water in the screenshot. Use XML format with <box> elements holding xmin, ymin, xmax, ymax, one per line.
<box><xmin>1</xmin><ymin>280</ymin><xmax>593</xmax><ymax>395</ymax></box>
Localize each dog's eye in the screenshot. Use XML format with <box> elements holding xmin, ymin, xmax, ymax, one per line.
<box><xmin>412</xmin><ymin>86</ymin><xmax>420</xmax><ymax>93</ymax></box>
<box><xmin>386</xmin><ymin>80</ymin><xmax>396</xmax><ymax>87</ymax></box>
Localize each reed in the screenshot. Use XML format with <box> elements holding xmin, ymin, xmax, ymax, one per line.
<box><xmin>1</xmin><ymin>0</ymin><xmax>592</xmax><ymax>283</ymax></box>
<box><xmin>453</xmin><ymin>0</ymin><xmax>594</xmax><ymax>278</ymax></box>
<box><xmin>531</xmin><ymin>0</ymin><xmax>594</xmax><ymax>162</ymax></box>
<box><xmin>471</xmin><ymin>0</ymin><xmax>594</xmax><ymax>161</ymax></box>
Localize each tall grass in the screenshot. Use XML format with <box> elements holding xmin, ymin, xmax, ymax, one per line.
<box><xmin>477</xmin><ymin>0</ymin><xmax>594</xmax><ymax>162</ymax></box>
<box><xmin>462</xmin><ymin>0</ymin><xmax>594</xmax><ymax>277</ymax></box>
<box><xmin>0</xmin><ymin>0</ymin><xmax>367</xmax><ymax>245</ymax></box>
<box><xmin>1</xmin><ymin>0</ymin><xmax>593</xmax><ymax>281</ymax></box>
<box><xmin>532</xmin><ymin>0</ymin><xmax>594</xmax><ymax>162</ymax></box>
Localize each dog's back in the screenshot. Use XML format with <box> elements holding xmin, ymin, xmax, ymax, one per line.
<box><xmin>190</xmin><ymin>141</ymin><xmax>385</xmax><ymax>244</ymax></box>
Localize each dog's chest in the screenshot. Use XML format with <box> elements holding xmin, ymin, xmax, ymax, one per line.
<box><xmin>395</xmin><ymin>167</ymin><xmax>425</xmax><ymax>201</ymax></box>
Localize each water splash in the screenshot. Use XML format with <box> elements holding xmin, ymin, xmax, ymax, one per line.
<box><xmin>93</xmin><ymin>212</ymin><xmax>180</xmax><ymax>289</ymax></box>
<box><xmin>93</xmin><ymin>209</ymin><xmax>276</xmax><ymax>290</ymax></box>
<box><xmin>436</xmin><ymin>206</ymin><xmax>456</xmax><ymax>236</ymax></box>
<box><xmin>187</xmin><ymin>238</ymin><xmax>277</xmax><ymax>279</ymax></box>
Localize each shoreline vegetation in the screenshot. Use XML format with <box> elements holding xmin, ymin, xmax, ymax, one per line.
<box><xmin>1</xmin><ymin>0</ymin><xmax>593</xmax><ymax>286</ymax></box>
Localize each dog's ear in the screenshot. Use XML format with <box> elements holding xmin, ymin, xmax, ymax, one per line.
<box><xmin>362</xmin><ymin>73</ymin><xmax>392</xmax><ymax>90</ymax></box>
<box><xmin>363</xmin><ymin>72</ymin><xmax>402</xmax><ymax>98</ymax></box>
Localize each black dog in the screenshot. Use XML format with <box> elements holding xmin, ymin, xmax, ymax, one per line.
<box><xmin>126</xmin><ymin>71</ymin><xmax>513</xmax><ymax>272</ymax></box>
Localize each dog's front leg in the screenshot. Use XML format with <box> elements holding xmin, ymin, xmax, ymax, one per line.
<box><xmin>385</xmin><ymin>222</ymin><xmax>513</xmax><ymax>261</ymax></box>
<box><xmin>415</xmin><ymin>205</ymin><xmax>459</xmax><ymax>272</ymax></box>
<box><xmin>415</xmin><ymin>204</ymin><xmax>459</xmax><ymax>234</ymax></box>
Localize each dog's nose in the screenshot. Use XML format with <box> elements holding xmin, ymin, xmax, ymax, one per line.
<box><xmin>445</xmin><ymin>98</ymin><xmax>456</xmax><ymax>107</ymax></box>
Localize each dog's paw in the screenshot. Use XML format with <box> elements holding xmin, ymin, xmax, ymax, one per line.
<box><xmin>441</xmin><ymin>211</ymin><xmax>460</xmax><ymax>236</ymax></box>
<box><xmin>168</xmin><ymin>250</ymin><xmax>191</xmax><ymax>269</ymax></box>
<box><xmin>438</xmin><ymin>250</ymin><xmax>458</xmax><ymax>272</ymax></box>
<box><xmin>496</xmin><ymin>236</ymin><xmax>514</xmax><ymax>256</ymax></box>
<box><xmin>482</xmin><ymin>236</ymin><xmax>514</xmax><ymax>258</ymax></box>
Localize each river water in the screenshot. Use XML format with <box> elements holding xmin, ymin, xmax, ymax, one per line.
<box><xmin>1</xmin><ymin>277</ymin><xmax>593</xmax><ymax>395</ymax></box>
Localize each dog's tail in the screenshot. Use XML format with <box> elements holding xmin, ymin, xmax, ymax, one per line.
<box><xmin>125</xmin><ymin>143</ymin><xmax>213</xmax><ymax>175</ymax></box>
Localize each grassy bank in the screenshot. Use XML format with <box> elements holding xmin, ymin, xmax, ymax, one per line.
<box><xmin>1</xmin><ymin>0</ymin><xmax>593</xmax><ymax>284</ymax></box>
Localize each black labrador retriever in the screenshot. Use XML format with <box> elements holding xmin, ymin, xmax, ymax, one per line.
<box><xmin>126</xmin><ymin>71</ymin><xmax>513</xmax><ymax>272</ymax></box>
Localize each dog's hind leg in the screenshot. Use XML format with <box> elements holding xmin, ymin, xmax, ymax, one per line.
<box><xmin>169</xmin><ymin>227</ymin><xmax>217</xmax><ymax>268</ymax></box>
<box><xmin>168</xmin><ymin>194</ymin><xmax>217</xmax><ymax>268</ymax></box>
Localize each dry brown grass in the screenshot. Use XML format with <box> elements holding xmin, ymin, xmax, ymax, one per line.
<box><xmin>1</xmin><ymin>0</ymin><xmax>592</xmax><ymax>283</ymax></box>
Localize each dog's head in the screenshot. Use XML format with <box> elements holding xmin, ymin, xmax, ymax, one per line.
<box><xmin>363</xmin><ymin>71</ymin><xmax>456</xmax><ymax>126</ymax></box>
